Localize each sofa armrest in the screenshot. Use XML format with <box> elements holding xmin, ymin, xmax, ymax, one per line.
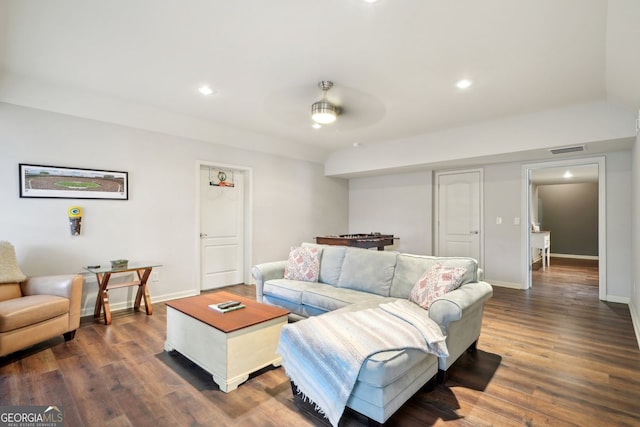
<box><xmin>428</xmin><ymin>281</ymin><xmax>493</xmax><ymax>328</ymax></box>
<box><xmin>251</xmin><ymin>261</ymin><xmax>286</xmax><ymax>301</ymax></box>
<box><xmin>21</xmin><ymin>275</ymin><xmax>84</xmax><ymax>330</ymax></box>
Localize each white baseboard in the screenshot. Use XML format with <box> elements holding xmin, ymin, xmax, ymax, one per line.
<box><xmin>550</xmin><ymin>253</ymin><xmax>599</xmax><ymax>260</ymax></box>
<box><xmin>488</xmin><ymin>280</ymin><xmax>526</xmax><ymax>289</ymax></box>
<box><xmin>629</xmin><ymin>300</ymin><xmax>640</xmax><ymax>350</ymax></box>
<box><xmin>81</xmin><ymin>288</ymin><xmax>200</xmax><ymax>318</ymax></box>
<box><xmin>604</xmin><ymin>294</ymin><xmax>630</xmax><ymax>304</ymax></box>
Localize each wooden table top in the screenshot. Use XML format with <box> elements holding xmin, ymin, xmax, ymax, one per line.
<box><xmin>165</xmin><ymin>291</ymin><xmax>289</xmax><ymax>333</ymax></box>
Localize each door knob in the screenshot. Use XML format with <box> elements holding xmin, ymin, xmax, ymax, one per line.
<box><xmin>470</xmin><ymin>230</ymin><xmax>479</xmax><ymax>234</ymax></box>
<box><xmin>200</xmin><ymin>233</ymin><xmax>208</xmax><ymax>238</ymax></box>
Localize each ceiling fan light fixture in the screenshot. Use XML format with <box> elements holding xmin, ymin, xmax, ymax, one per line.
<box><xmin>311</xmin><ymin>101</ymin><xmax>338</xmax><ymax>124</ymax></box>
<box><xmin>311</xmin><ymin>80</ymin><xmax>339</xmax><ymax>124</ymax></box>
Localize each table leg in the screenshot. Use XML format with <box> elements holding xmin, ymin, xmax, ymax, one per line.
<box><xmin>134</xmin><ymin>268</ymin><xmax>153</xmax><ymax>315</ymax></box>
<box><xmin>93</xmin><ymin>272</ymin><xmax>113</xmax><ymax>325</ymax></box>
<box><xmin>546</xmin><ymin>247</ymin><xmax>551</xmax><ymax>269</ymax></box>
<box><xmin>93</xmin><ymin>273</ymin><xmax>103</xmax><ymax>318</ymax></box>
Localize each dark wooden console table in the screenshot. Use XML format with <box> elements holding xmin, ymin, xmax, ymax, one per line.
<box><xmin>315</xmin><ymin>233</ymin><xmax>397</xmax><ymax>251</ymax></box>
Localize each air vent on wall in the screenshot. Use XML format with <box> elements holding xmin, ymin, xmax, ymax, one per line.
<box><xmin>548</xmin><ymin>145</ymin><xmax>585</xmax><ymax>155</ymax></box>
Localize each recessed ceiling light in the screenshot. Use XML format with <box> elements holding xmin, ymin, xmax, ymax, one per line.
<box><xmin>363</xmin><ymin>0</ymin><xmax>378</xmax><ymax>3</ymax></box>
<box><xmin>456</xmin><ymin>79</ymin><xmax>473</xmax><ymax>89</ymax></box>
<box><xmin>312</xmin><ymin>123</ymin><xmax>322</xmax><ymax>129</ymax></box>
<box><xmin>198</xmin><ymin>85</ymin><xmax>214</xmax><ymax>96</ymax></box>
<box><xmin>563</xmin><ymin>171</ymin><xmax>573</xmax><ymax>179</ymax></box>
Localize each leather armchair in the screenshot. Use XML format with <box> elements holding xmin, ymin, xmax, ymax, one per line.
<box><xmin>0</xmin><ymin>274</ymin><xmax>83</xmax><ymax>357</ymax></box>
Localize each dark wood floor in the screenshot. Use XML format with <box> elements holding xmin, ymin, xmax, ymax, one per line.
<box><xmin>1</xmin><ymin>257</ymin><xmax>639</xmax><ymax>426</ymax></box>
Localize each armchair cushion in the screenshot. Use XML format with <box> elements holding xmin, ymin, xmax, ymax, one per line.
<box><xmin>0</xmin><ymin>283</ymin><xmax>22</xmax><ymax>302</ymax></box>
<box><xmin>0</xmin><ymin>295</ymin><xmax>69</xmax><ymax>332</ymax></box>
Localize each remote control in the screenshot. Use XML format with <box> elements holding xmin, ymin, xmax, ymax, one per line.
<box><xmin>218</xmin><ymin>301</ymin><xmax>241</xmax><ymax>310</ymax></box>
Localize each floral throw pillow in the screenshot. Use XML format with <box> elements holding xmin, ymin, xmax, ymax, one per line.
<box><xmin>409</xmin><ymin>263</ymin><xmax>467</xmax><ymax>309</ymax></box>
<box><xmin>284</xmin><ymin>246</ymin><xmax>322</xmax><ymax>282</ymax></box>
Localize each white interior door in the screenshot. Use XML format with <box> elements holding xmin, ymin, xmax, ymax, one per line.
<box><xmin>200</xmin><ymin>167</ymin><xmax>244</xmax><ymax>290</ymax></box>
<box><xmin>436</xmin><ymin>170</ymin><xmax>482</xmax><ymax>263</ymax></box>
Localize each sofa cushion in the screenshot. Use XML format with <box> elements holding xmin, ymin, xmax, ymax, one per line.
<box><xmin>348</xmin><ymin>349</ymin><xmax>438</xmax><ymax>416</ymax></box>
<box><xmin>409</xmin><ymin>264</ymin><xmax>467</xmax><ymax>309</ymax></box>
<box><xmin>302</xmin><ymin>242</ymin><xmax>346</xmax><ymax>286</ymax></box>
<box><xmin>390</xmin><ymin>254</ymin><xmax>478</xmax><ymax>298</ymax></box>
<box><xmin>390</xmin><ymin>255</ymin><xmax>438</xmax><ymax>298</ymax></box>
<box><xmin>284</xmin><ymin>246</ymin><xmax>322</xmax><ymax>282</ymax></box>
<box><xmin>0</xmin><ymin>294</ymin><xmax>69</xmax><ymax>333</ymax></box>
<box><xmin>263</xmin><ymin>279</ymin><xmax>325</xmax><ymax>304</ymax></box>
<box><xmin>0</xmin><ymin>283</ymin><xmax>22</xmax><ymax>303</ymax></box>
<box><xmin>337</xmin><ymin>248</ymin><xmax>397</xmax><ymax>296</ymax></box>
<box><xmin>357</xmin><ymin>348</ymin><xmax>437</xmax><ymax>388</ymax></box>
<box><xmin>302</xmin><ymin>286</ymin><xmax>386</xmax><ymax>312</ymax></box>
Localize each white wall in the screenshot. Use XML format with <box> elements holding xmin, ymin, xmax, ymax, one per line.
<box><xmin>483</xmin><ymin>162</ymin><xmax>523</xmax><ymax>287</ymax></box>
<box><xmin>326</xmin><ymin>101</ymin><xmax>636</xmax><ymax>177</ymax></box>
<box><xmin>604</xmin><ymin>151</ymin><xmax>633</xmax><ymax>300</ymax></box>
<box><xmin>631</xmin><ymin>131</ymin><xmax>640</xmax><ymax>346</ymax></box>
<box><xmin>0</xmin><ymin>103</ymin><xmax>348</xmax><ymax>315</ymax></box>
<box><xmin>347</xmin><ymin>152</ymin><xmax>633</xmax><ymax>300</ymax></box>
<box><xmin>349</xmin><ymin>171</ymin><xmax>432</xmax><ymax>255</ymax></box>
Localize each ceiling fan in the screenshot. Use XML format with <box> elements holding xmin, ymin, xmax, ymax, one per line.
<box><xmin>311</xmin><ymin>81</ymin><xmax>340</xmax><ymax>124</ymax></box>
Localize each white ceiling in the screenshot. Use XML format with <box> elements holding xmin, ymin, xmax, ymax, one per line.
<box><xmin>1</xmin><ymin>0</ymin><xmax>639</xmax><ymax>161</ymax></box>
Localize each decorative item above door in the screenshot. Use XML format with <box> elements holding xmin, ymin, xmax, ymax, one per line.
<box><xmin>209</xmin><ymin>169</ymin><xmax>235</xmax><ymax>188</ymax></box>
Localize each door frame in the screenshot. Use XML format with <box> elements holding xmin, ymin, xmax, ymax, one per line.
<box><xmin>196</xmin><ymin>160</ymin><xmax>253</xmax><ymax>291</ymax></box>
<box><xmin>521</xmin><ymin>156</ymin><xmax>606</xmax><ymax>299</ymax></box>
<box><xmin>434</xmin><ymin>168</ymin><xmax>484</xmax><ymax>268</ymax></box>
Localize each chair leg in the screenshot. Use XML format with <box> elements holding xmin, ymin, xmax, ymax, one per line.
<box><xmin>63</xmin><ymin>330</ymin><xmax>77</xmax><ymax>341</ymax></box>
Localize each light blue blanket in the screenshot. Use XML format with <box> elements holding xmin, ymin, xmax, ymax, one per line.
<box><xmin>277</xmin><ymin>300</ymin><xmax>448</xmax><ymax>426</ymax></box>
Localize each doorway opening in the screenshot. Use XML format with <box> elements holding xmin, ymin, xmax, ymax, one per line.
<box><xmin>522</xmin><ymin>157</ymin><xmax>606</xmax><ymax>299</ymax></box>
<box><xmin>196</xmin><ymin>161</ymin><xmax>253</xmax><ymax>291</ymax></box>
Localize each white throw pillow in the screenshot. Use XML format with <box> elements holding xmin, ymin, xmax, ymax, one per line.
<box><xmin>0</xmin><ymin>241</ymin><xmax>27</xmax><ymax>284</ymax></box>
<box><xmin>284</xmin><ymin>246</ymin><xmax>322</xmax><ymax>282</ymax></box>
<box><xmin>409</xmin><ymin>263</ymin><xmax>467</xmax><ymax>309</ymax></box>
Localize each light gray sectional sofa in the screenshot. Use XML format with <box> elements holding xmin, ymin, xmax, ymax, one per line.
<box><xmin>252</xmin><ymin>243</ymin><xmax>493</xmax><ymax>424</ymax></box>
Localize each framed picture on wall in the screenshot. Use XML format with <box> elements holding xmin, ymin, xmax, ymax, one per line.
<box><xmin>19</xmin><ymin>164</ymin><xmax>128</xmax><ymax>200</ymax></box>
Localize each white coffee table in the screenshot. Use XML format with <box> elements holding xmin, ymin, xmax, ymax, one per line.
<box><xmin>164</xmin><ymin>291</ymin><xmax>289</xmax><ymax>392</ymax></box>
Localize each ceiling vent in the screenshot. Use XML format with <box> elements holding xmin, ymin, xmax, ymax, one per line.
<box><xmin>548</xmin><ymin>145</ymin><xmax>585</xmax><ymax>155</ymax></box>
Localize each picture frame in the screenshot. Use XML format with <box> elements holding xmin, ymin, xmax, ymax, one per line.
<box><xmin>19</xmin><ymin>164</ymin><xmax>128</xmax><ymax>200</ymax></box>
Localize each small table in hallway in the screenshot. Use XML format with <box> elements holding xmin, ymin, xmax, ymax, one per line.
<box><xmin>85</xmin><ymin>262</ymin><xmax>162</xmax><ymax>325</ymax></box>
<box><xmin>531</xmin><ymin>231</ymin><xmax>551</xmax><ymax>270</ymax></box>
